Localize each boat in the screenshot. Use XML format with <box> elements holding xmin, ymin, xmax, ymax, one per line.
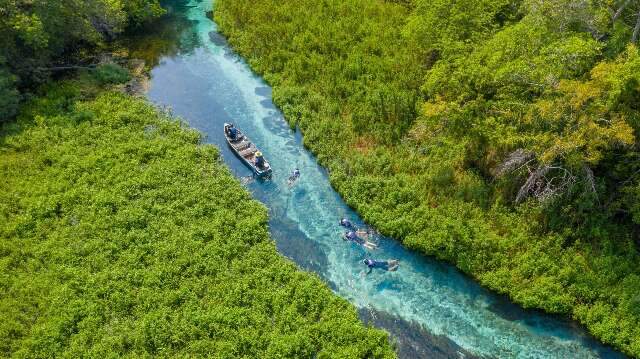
<box><xmin>223</xmin><ymin>123</ymin><xmax>272</xmax><ymax>178</ymax></box>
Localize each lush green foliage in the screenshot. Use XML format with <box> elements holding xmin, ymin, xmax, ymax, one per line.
<box><xmin>0</xmin><ymin>0</ymin><xmax>164</xmax><ymax>121</ymax></box>
<box><xmin>215</xmin><ymin>0</ymin><xmax>640</xmax><ymax>355</ymax></box>
<box><xmin>93</xmin><ymin>63</ymin><xmax>132</xmax><ymax>85</ymax></box>
<box><xmin>0</xmin><ymin>78</ymin><xmax>395</xmax><ymax>358</ymax></box>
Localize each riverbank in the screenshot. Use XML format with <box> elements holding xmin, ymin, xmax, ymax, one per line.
<box><xmin>214</xmin><ymin>0</ymin><xmax>640</xmax><ymax>356</ymax></box>
<box><xmin>0</xmin><ymin>74</ymin><xmax>395</xmax><ymax>357</ymax></box>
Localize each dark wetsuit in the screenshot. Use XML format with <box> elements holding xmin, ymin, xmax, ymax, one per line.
<box><xmin>339</xmin><ymin>218</ymin><xmax>353</xmax><ymax>228</ymax></box>
<box><xmin>345</xmin><ymin>231</ymin><xmax>364</xmax><ymax>245</ymax></box>
<box><xmin>289</xmin><ymin>169</ymin><xmax>300</xmax><ymax>182</ymax></box>
<box><xmin>364</xmin><ymin>259</ymin><xmax>394</xmax><ymax>273</ymax></box>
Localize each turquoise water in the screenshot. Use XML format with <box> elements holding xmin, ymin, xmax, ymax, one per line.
<box><xmin>143</xmin><ymin>1</ymin><xmax>624</xmax><ymax>357</ymax></box>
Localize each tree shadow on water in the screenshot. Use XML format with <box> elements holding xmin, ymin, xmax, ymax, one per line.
<box><xmin>118</xmin><ymin>1</ymin><xmax>202</xmax><ymax>69</ymax></box>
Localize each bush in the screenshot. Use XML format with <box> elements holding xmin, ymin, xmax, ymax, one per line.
<box><xmin>92</xmin><ymin>64</ymin><xmax>131</xmax><ymax>85</ymax></box>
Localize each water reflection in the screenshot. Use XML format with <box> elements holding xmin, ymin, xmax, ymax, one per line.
<box><xmin>118</xmin><ymin>1</ymin><xmax>202</xmax><ymax>68</ymax></box>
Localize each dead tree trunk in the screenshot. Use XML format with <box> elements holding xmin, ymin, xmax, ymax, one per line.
<box><xmin>516</xmin><ymin>165</ymin><xmax>550</xmax><ymax>203</ymax></box>
<box><xmin>612</xmin><ymin>0</ymin><xmax>631</xmax><ymax>21</ymax></box>
<box><xmin>583</xmin><ymin>165</ymin><xmax>599</xmax><ymax>204</ymax></box>
<box><xmin>633</xmin><ymin>10</ymin><xmax>640</xmax><ymax>43</ymax></box>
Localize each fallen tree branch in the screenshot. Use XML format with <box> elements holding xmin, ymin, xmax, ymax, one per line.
<box><xmin>516</xmin><ymin>165</ymin><xmax>576</xmax><ymax>203</ymax></box>
<box><xmin>495</xmin><ymin>149</ymin><xmax>535</xmax><ymax>178</ymax></box>
<box><xmin>39</xmin><ymin>65</ymin><xmax>98</xmax><ymax>72</ymax></box>
<box><xmin>516</xmin><ymin>165</ymin><xmax>549</xmax><ymax>203</ymax></box>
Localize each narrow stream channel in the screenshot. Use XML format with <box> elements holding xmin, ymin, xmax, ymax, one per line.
<box><xmin>131</xmin><ymin>1</ymin><xmax>625</xmax><ymax>357</ymax></box>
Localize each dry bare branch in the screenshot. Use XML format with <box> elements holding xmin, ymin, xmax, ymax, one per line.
<box><xmin>612</xmin><ymin>0</ymin><xmax>632</xmax><ymax>21</ymax></box>
<box><xmin>495</xmin><ymin>149</ymin><xmax>535</xmax><ymax>178</ymax></box>
<box><xmin>516</xmin><ymin>165</ymin><xmax>549</xmax><ymax>203</ymax></box>
<box><xmin>39</xmin><ymin>65</ymin><xmax>98</xmax><ymax>72</ymax></box>
<box><xmin>516</xmin><ymin>165</ymin><xmax>576</xmax><ymax>203</ymax></box>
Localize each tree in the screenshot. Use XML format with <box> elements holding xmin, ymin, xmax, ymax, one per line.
<box><xmin>0</xmin><ymin>0</ymin><xmax>164</xmax><ymax>101</ymax></box>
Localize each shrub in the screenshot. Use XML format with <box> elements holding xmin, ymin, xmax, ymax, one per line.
<box><xmin>92</xmin><ymin>64</ymin><xmax>131</xmax><ymax>85</ymax></box>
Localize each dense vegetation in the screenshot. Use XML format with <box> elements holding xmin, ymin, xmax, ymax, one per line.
<box><xmin>215</xmin><ymin>0</ymin><xmax>640</xmax><ymax>355</ymax></box>
<box><xmin>0</xmin><ymin>0</ymin><xmax>164</xmax><ymax>121</ymax></box>
<box><xmin>0</xmin><ymin>75</ymin><xmax>395</xmax><ymax>358</ymax></box>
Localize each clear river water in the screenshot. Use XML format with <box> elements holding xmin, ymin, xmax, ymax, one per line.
<box><xmin>134</xmin><ymin>0</ymin><xmax>625</xmax><ymax>357</ymax></box>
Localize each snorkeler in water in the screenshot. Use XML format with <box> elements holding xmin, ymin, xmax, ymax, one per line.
<box><xmin>344</xmin><ymin>230</ymin><xmax>363</xmax><ymax>244</ymax></box>
<box><xmin>287</xmin><ymin>168</ymin><xmax>301</xmax><ymax>187</ymax></box>
<box><xmin>363</xmin><ymin>258</ymin><xmax>399</xmax><ymax>274</ymax></box>
<box><xmin>343</xmin><ymin>231</ymin><xmax>378</xmax><ymax>250</ymax></box>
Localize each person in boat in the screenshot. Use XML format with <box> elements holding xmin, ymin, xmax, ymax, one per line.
<box><xmin>363</xmin><ymin>258</ymin><xmax>399</xmax><ymax>274</ymax></box>
<box><xmin>339</xmin><ymin>218</ymin><xmax>353</xmax><ymax>228</ymax></box>
<box><xmin>227</xmin><ymin>124</ymin><xmax>238</xmax><ymax>140</ymax></box>
<box><xmin>343</xmin><ymin>231</ymin><xmax>378</xmax><ymax>249</ymax></box>
<box><xmin>255</xmin><ymin>151</ymin><xmax>265</xmax><ymax>167</ymax></box>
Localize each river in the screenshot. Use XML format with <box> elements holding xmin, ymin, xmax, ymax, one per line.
<box><xmin>129</xmin><ymin>0</ymin><xmax>624</xmax><ymax>357</ymax></box>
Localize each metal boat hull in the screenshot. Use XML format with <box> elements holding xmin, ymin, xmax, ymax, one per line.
<box><xmin>224</xmin><ymin>123</ymin><xmax>272</xmax><ymax>178</ymax></box>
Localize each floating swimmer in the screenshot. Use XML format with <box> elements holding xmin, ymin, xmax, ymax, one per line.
<box><xmin>287</xmin><ymin>168</ymin><xmax>301</xmax><ymax>187</ymax></box>
<box><xmin>344</xmin><ymin>230</ymin><xmax>361</xmax><ymax>243</ymax></box>
<box><xmin>343</xmin><ymin>230</ymin><xmax>377</xmax><ymax>250</ymax></box>
<box><xmin>363</xmin><ymin>258</ymin><xmax>399</xmax><ymax>274</ymax></box>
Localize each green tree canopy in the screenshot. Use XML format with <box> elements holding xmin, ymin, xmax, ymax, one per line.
<box><xmin>0</xmin><ymin>0</ymin><xmax>164</xmax><ymax>121</ymax></box>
